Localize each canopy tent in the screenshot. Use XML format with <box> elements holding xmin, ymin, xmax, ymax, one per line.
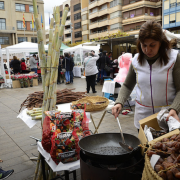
<box><xmin>60</xmin><ymin>43</ymin><xmax>69</xmax><ymax>51</ymax></box>
<box><xmin>135</xmin><ymin>29</ymin><xmax>180</xmax><ymax>46</ymax></box>
<box><xmin>63</xmin><ymin>42</ymin><xmax>100</xmax><ymax>66</ymax></box>
<box><xmin>0</xmin><ymin>42</ymin><xmax>48</xmax><ymax>88</ymax></box>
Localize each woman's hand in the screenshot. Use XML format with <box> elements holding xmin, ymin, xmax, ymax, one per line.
<box><xmin>112</xmin><ymin>104</ymin><xmax>122</xmax><ymax>118</ymax></box>
<box><xmin>167</xmin><ymin>109</ymin><xmax>180</xmax><ymax>122</ymax></box>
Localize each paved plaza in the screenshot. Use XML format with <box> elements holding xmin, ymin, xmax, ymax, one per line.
<box><xmin>0</xmin><ymin>78</ymin><xmax>137</xmax><ymax>180</ymax></box>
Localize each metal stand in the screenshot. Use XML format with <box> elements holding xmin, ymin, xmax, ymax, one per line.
<box><xmin>91</xmin><ymin>111</ymin><xmax>107</xmax><ymax>134</ymax></box>
<box><xmin>50</xmin><ymin>170</ymin><xmax>76</xmax><ymax>180</ymax></box>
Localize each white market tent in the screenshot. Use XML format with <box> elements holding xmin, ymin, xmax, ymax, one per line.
<box><xmin>0</xmin><ymin>42</ymin><xmax>48</xmax><ymax>88</ymax></box>
<box><xmin>63</xmin><ymin>42</ymin><xmax>100</xmax><ymax>66</ymax></box>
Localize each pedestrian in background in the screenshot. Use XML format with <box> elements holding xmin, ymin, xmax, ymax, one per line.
<box><xmin>84</xmin><ymin>51</ymin><xmax>99</xmax><ymax>93</ymax></box>
<box><xmin>96</xmin><ymin>48</ymin><xmax>103</xmax><ymax>82</ymax></box>
<box><xmin>11</xmin><ymin>56</ymin><xmax>21</xmax><ymax>74</ymax></box>
<box><xmin>62</xmin><ymin>53</ymin><xmax>71</xmax><ymax>84</ymax></box>
<box><xmin>69</xmin><ymin>53</ymin><xmax>74</xmax><ymax>84</ymax></box>
<box><xmin>29</xmin><ymin>54</ymin><xmax>38</xmax><ymax>73</ymax></box>
<box><xmin>98</xmin><ymin>50</ymin><xmax>111</xmax><ymax>85</ymax></box>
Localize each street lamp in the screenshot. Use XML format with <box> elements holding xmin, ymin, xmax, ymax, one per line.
<box><xmin>70</xmin><ymin>23</ymin><xmax>73</xmax><ymax>44</ymax></box>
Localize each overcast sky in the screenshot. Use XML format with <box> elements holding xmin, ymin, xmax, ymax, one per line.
<box><xmin>44</xmin><ymin>0</ymin><xmax>67</xmax><ymax>29</ymax></box>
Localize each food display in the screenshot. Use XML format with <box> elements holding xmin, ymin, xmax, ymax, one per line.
<box><xmin>147</xmin><ymin>133</ymin><xmax>180</xmax><ymax>180</ymax></box>
<box><xmin>19</xmin><ymin>88</ymin><xmax>87</xmax><ymax>112</ymax></box>
<box><xmin>42</xmin><ymin>107</ymin><xmax>90</xmax><ymax>164</ymax></box>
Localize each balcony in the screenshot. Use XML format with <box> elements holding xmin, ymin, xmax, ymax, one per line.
<box><xmin>0</xmin><ymin>26</ymin><xmax>16</xmax><ymax>33</ymax></box>
<box><xmin>122</xmin><ymin>0</ymin><xmax>162</xmax><ymax>12</ymax></box>
<box><xmin>64</xmin><ymin>37</ymin><xmax>71</xmax><ymax>42</ymax></box>
<box><xmin>109</xmin><ymin>17</ymin><xmax>122</xmax><ymax>25</ymax></box>
<box><xmin>109</xmin><ymin>5</ymin><xmax>122</xmax><ymax>13</ymax></box>
<box><xmin>64</xmin><ymin>28</ymin><xmax>71</xmax><ymax>34</ymax></box>
<box><xmin>125</xmin><ymin>29</ymin><xmax>139</xmax><ymax>35</ymax></box>
<box><xmin>82</xmin><ymin>30</ymin><xmax>89</xmax><ymax>35</ymax></box>
<box><xmin>122</xmin><ymin>15</ymin><xmax>162</xmax><ymax>25</ymax></box>
<box><xmin>89</xmin><ymin>0</ymin><xmax>112</xmax><ymax>10</ymax></box>
<box><xmin>65</xmin><ymin>20</ymin><xmax>71</xmax><ymax>26</ymax></box>
<box><xmin>89</xmin><ymin>8</ymin><xmax>109</xmax><ymax>19</ymax></box>
<box><xmin>82</xmin><ymin>20</ymin><xmax>89</xmax><ymax>25</ymax></box>
<box><xmin>89</xmin><ymin>19</ymin><xmax>109</xmax><ymax>29</ymax></box>
<box><xmin>89</xmin><ymin>30</ymin><xmax>108</xmax><ymax>39</ymax></box>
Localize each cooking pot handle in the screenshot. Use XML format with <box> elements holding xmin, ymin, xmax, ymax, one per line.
<box><xmin>83</xmin><ymin>130</ymin><xmax>93</xmax><ymax>137</ymax></box>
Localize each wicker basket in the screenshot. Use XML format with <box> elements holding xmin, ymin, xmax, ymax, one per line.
<box><xmin>72</xmin><ymin>96</ymin><xmax>109</xmax><ymax>112</ymax></box>
<box><xmin>141</xmin><ymin>153</ymin><xmax>163</xmax><ymax>180</ymax></box>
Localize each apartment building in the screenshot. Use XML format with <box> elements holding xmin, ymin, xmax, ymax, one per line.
<box><xmin>60</xmin><ymin>0</ymin><xmax>82</xmax><ymax>44</ymax></box>
<box><xmin>122</xmin><ymin>0</ymin><xmax>162</xmax><ymax>35</ymax></box>
<box><xmin>0</xmin><ymin>0</ymin><xmax>45</xmax><ymax>48</ymax></box>
<box><xmin>85</xmin><ymin>0</ymin><xmax>122</xmax><ymax>41</ymax></box>
<box><xmin>163</xmin><ymin>0</ymin><xmax>180</xmax><ymax>33</ymax></box>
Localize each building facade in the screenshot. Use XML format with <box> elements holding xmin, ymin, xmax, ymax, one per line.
<box><xmin>84</xmin><ymin>0</ymin><xmax>122</xmax><ymax>41</ymax></box>
<box><xmin>0</xmin><ymin>0</ymin><xmax>45</xmax><ymax>48</ymax></box>
<box><xmin>60</xmin><ymin>0</ymin><xmax>82</xmax><ymax>44</ymax></box>
<box><xmin>122</xmin><ymin>0</ymin><xmax>162</xmax><ymax>35</ymax></box>
<box><xmin>163</xmin><ymin>0</ymin><xmax>180</xmax><ymax>33</ymax></box>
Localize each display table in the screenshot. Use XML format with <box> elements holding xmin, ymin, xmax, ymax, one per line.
<box><xmin>73</xmin><ymin>66</ymin><xmax>83</xmax><ymax>77</ymax></box>
<box><xmin>12</xmin><ymin>79</ymin><xmax>38</xmax><ymax>88</ymax></box>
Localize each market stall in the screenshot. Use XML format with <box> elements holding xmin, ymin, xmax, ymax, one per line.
<box><xmin>63</xmin><ymin>42</ymin><xmax>100</xmax><ymax>67</ymax></box>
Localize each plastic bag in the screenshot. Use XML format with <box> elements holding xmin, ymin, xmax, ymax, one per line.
<box><xmin>42</xmin><ymin>116</ymin><xmax>52</xmax><ymax>153</ymax></box>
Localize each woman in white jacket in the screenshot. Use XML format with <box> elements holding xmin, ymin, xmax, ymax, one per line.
<box><xmin>84</xmin><ymin>52</ymin><xmax>99</xmax><ymax>93</ymax></box>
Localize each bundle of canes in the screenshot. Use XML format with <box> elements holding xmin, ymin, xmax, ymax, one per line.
<box><xmin>32</xmin><ymin>0</ymin><xmax>69</xmax><ymax>179</ymax></box>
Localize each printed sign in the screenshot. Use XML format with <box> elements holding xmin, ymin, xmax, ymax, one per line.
<box><xmin>57</xmin><ymin>132</ymin><xmax>72</xmax><ymax>139</ymax></box>
<box><xmin>58</xmin><ymin>150</ymin><xmax>76</xmax><ymax>159</ymax></box>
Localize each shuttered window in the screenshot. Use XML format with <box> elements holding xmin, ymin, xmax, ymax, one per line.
<box><xmin>164</xmin><ymin>15</ymin><xmax>169</xmax><ymax>24</ymax></box>
<box><xmin>82</xmin><ymin>14</ymin><xmax>87</xmax><ymax>21</ymax></box>
<box><xmin>110</xmin><ymin>23</ymin><xmax>121</xmax><ymax>30</ymax></box>
<box><xmin>170</xmin><ymin>13</ymin><xmax>175</xmax><ymax>21</ymax></box>
<box><xmin>164</xmin><ymin>1</ymin><xmax>169</xmax><ymax>10</ymax></box>
<box><xmin>82</xmin><ymin>25</ymin><xmax>87</xmax><ymax>31</ymax></box>
<box><xmin>176</xmin><ymin>12</ymin><xmax>180</xmax><ymax>22</ymax></box>
<box><xmin>83</xmin><ymin>35</ymin><xmax>88</xmax><ymax>41</ymax></box>
<box><xmin>110</xmin><ymin>11</ymin><xmax>121</xmax><ymax>19</ymax></box>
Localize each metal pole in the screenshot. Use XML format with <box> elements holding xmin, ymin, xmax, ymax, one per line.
<box><xmin>70</xmin><ymin>23</ymin><xmax>73</xmax><ymax>44</ymax></box>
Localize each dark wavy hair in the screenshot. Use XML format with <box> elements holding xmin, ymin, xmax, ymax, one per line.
<box><xmin>137</xmin><ymin>20</ymin><xmax>170</xmax><ymax>66</ymax></box>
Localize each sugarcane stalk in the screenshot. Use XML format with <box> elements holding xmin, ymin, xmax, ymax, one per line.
<box><xmin>32</xmin><ymin>115</ymin><xmax>42</xmax><ymax>120</ymax></box>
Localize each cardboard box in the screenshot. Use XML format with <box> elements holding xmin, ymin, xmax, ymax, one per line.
<box><xmin>5</xmin><ymin>75</ymin><xmax>10</xmax><ymax>79</ymax></box>
<box><xmin>138</xmin><ymin>113</ymin><xmax>180</xmax><ymax>153</ymax></box>
<box><xmin>12</xmin><ymin>79</ymin><xmax>38</xmax><ymax>88</ymax></box>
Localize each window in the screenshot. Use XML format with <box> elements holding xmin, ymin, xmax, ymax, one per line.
<box><xmin>110</xmin><ymin>11</ymin><xmax>121</xmax><ymax>19</ymax></box>
<box><xmin>99</xmin><ymin>4</ymin><xmax>107</xmax><ymax>11</ymax></box>
<box><xmin>83</xmin><ymin>35</ymin><xmax>88</xmax><ymax>41</ymax></box>
<box><xmin>82</xmin><ymin>14</ymin><xmax>87</xmax><ymax>21</ymax></box>
<box><xmin>29</xmin><ymin>5</ymin><xmax>38</xmax><ymax>13</ymax></box>
<box><xmin>74</xmin><ymin>12</ymin><xmax>81</xmax><ymax>20</ymax></box>
<box><xmin>82</xmin><ymin>25</ymin><xmax>87</xmax><ymax>31</ymax></box>
<box><xmin>0</xmin><ymin>2</ymin><xmax>4</xmax><ymax>10</ymax></box>
<box><xmin>60</xmin><ymin>11</ymin><xmax>62</xmax><ymax>17</ymax></box>
<box><xmin>15</xmin><ymin>4</ymin><xmax>25</xmax><ymax>12</ymax></box>
<box><xmin>74</xmin><ymin>22</ymin><xmax>81</xmax><ymax>29</ymax></box>
<box><xmin>90</xmin><ymin>7</ymin><xmax>98</xmax><ymax>14</ymax></box>
<box><xmin>18</xmin><ymin>37</ymin><xmax>27</xmax><ymax>43</ymax></box>
<box><xmin>170</xmin><ymin>2</ymin><xmax>176</xmax><ymax>8</ymax></box>
<box><xmin>110</xmin><ymin>0</ymin><xmax>118</xmax><ymax>8</ymax></box>
<box><xmin>30</xmin><ymin>22</ymin><xmax>36</xmax><ymax>30</ymax></box>
<box><xmin>0</xmin><ymin>37</ymin><xmax>9</xmax><ymax>44</ymax></box>
<box><xmin>136</xmin><ymin>25</ymin><xmax>141</xmax><ymax>30</ymax></box>
<box><xmin>0</xmin><ymin>19</ymin><xmax>5</xmax><ymax>30</ymax></box>
<box><xmin>74</xmin><ymin>3</ymin><xmax>81</xmax><ymax>11</ymax></box>
<box><xmin>110</xmin><ymin>23</ymin><xmax>121</xmax><ymax>30</ymax></box>
<box><xmin>31</xmin><ymin>37</ymin><xmax>37</xmax><ymax>43</ymax></box>
<box><xmin>75</xmin><ymin>31</ymin><xmax>82</xmax><ymax>38</ymax></box>
<box><xmin>17</xmin><ymin>21</ymin><xmax>26</xmax><ymax>30</ymax></box>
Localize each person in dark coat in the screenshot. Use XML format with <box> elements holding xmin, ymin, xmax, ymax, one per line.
<box><xmin>62</xmin><ymin>53</ymin><xmax>71</xmax><ymax>84</ymax></box>
<box><xmin>11</xmin><ymin>56</ymin><xmax>21</xmax><ymax>74</ymax></box>
<box><xmin>96</xmin><ymin>48</ymin><xmax>103</xmax><ymax>82</ymax></box>
<box><xmin>69</xmin><ymin>53</ymin><xmax>74</xmax><ymax>84</ymax></box>
<box><xmin>98</xmin><ymin>50</ymin><xmax>111</xmax><ymax>84</ymax></box>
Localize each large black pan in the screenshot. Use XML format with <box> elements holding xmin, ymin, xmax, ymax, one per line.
<box><xmin>79</xmin><ymin>133</ymin><xmax>141</xmax><ymax>164</ymax></box>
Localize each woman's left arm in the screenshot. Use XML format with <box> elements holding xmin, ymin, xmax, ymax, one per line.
<box><xmin>168</xmin><ymin>53</ymin><xmax>180</xmax><ymax>121</ymax></box>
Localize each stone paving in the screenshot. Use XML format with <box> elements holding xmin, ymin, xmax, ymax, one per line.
<box><xmin>0</xmin><ymin>78</ymin><xmax>137</xmax><ymax>180</ymax></box>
